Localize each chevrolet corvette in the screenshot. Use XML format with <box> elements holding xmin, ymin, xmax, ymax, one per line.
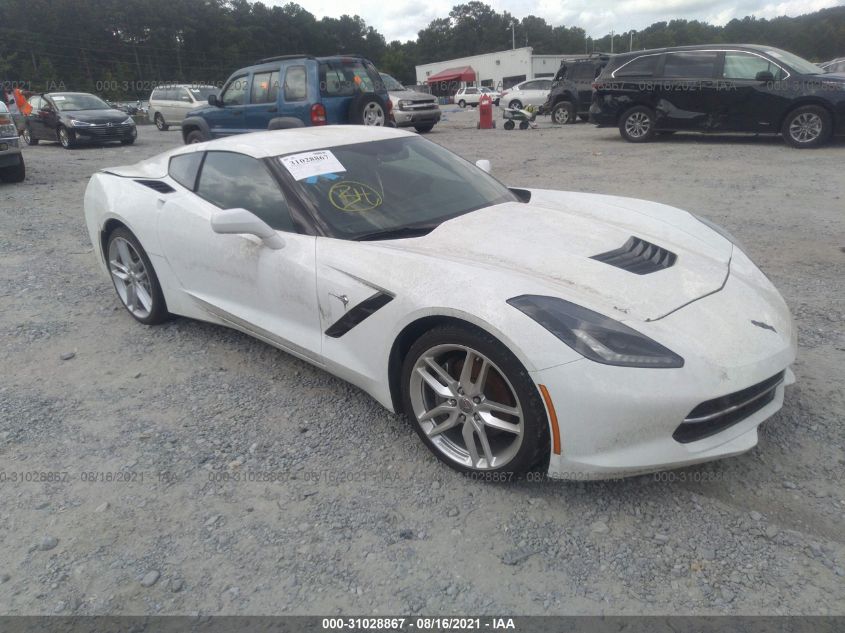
<box><xmin>83</xmin><ymin>126</ymin><xmax>796</xmax><ymax>478</ymax></box>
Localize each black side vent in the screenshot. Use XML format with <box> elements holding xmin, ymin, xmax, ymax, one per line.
<box><xmin>591</xmin><ymin>237</ymin><xmax>677</xmax><ymax>275</ymax></box>
<box><xmin>135</xmin><ymin>179</ymin><xmax>176</xmax><ymax>194</ymax></box>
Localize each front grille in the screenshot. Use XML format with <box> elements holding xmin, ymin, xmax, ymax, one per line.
<box><xmin>135</xmin><ymin>179</ymin><xmax>175</xmax><ymax>193</ymax></box>
<box><xmin>77</xmin><ymin>123</ymin><xmax>133</xmax><ymax>138</ymax></box>
<box><xmin>591</xmin><ymin>236</ymin><xmax>677</xmax><ymax>274</ymax></box>
<box><xmin>403</xmin><ymin>101</ymin><xmax>437</xmax><ymax>111</ymax></box>
<box><xmin>673</xmin><ymin>371</ymin><xmax>785</xmax><ymax>444</ymax></box>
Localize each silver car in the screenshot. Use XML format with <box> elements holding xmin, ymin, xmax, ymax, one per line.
<box><xmin>0</xmin><ymin>101</ymin><xmax>24</xmax><ymax>183</ymax></box>
<box><xmin>148</xmin><ymin>85</ymin><xmax>217</xmax><ymax>131</ymax></box>
<box><xmin>379</xmin><ymin>73</ymin><xmax>441</xmax><ymax>133</ymax></box>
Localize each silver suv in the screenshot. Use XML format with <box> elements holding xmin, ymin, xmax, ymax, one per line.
<box><xmin>0</xmin><ymin>101</ymin><xmax>24</xmax><ymax>183</ymax></box>
<box><xmin>148</xmin><ymin>84</ymin><xmax>218</xmax><ymax>130</ymax></box>
<box><xmin>379</xmin><ymin>73</ymin><xmax>441</xmax><ymax>133</ymax></box>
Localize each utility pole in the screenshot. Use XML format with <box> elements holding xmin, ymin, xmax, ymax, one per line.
<box><xmin>610</xmin><ymin>29</ymin><xmax>614</xmax><ymax>54</ymax></box>
<box><xmin>630</xmin><ymin>32</ymin><xmax>634</xmax><ymax>51</ymax></box>
<box><xmin>508</xmin><ymin>21</ymin><xmax>516</xmax><ymax>50</ymax></box>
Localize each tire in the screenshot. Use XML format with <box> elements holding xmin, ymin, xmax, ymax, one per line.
<box><xmin>57</xmin><ymin>125</ymin><xmax>75</xmax><ymax>149</ymax></box>
<box><xmin>154</xmin><ymin>113</ymin><xmax>169</xmax><ymax>131</ymax></box>
<box><xmin>401</xmin><ymin>324</ymin><xmax>550</xmax><ymax>475</ymax></box>
<box><xmin>503</xmin><ymin>120</ymin><xmax>515</xmax><ymax>130</ymax></box>
<box><xmin>619</xmin><ymin>105</ymin><xmax>656</xmax><ymax>143</ymax></box>
<box><xmin>22</xmin><ymin>126</ymin><xmax>38</xmax><ymax>145</ymax></box>
<box><xmin>782</xmin><ymin>105</ymin><xmax>832</xmax><ymax>149</ymax></box>
<box><xmin>551</xmin><ymin>101</ymin><xmax>574</xmax><ymax>125</ymax></box>
<box><xmin>414</xmin><ymin>124</ymin><xmax>434</xmax><ymax>133</ymax></box>
<box><xmin>519</xmin><ymin>120</ymin><xmax>529</xmax><ymax>130</ymax></box>
<box><xmin>348</xmin><ymin>92</ymin><xmax>387</xmax><ymax>126</ymax></box>
<box><xmin>458</xmin><ymin>100</ymin><xmax>466</xmax><ymax>108</ymax></box>
<box><xmin>185</xmin><ymin>129</ymin><xmax>206</xmax><ymax>144</ymax></box>
<box><xmin>0</xmin><ymin>158</ymin><xmax>25</xmax><ymax>183</ymax></box>
<box><xmin>508</xmin><ymin>99</ymin><xmax>523</xmax><ymax>110</ymax></box>
<box><xmin>105</xmin><ymin>227</ymin><xmax>170</xmax><ymax>325</ymax></box>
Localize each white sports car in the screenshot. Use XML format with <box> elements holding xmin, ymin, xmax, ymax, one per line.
<box><xmin>84</xmin><ymin>126</ymin><xmax>796</xmax><ymax>479</ymax></box>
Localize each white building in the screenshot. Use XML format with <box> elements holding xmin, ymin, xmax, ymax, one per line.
<box><xmin>416</xmin><ymin>47</ymin><xmax>571</xmax><ymax>96</ymax></box>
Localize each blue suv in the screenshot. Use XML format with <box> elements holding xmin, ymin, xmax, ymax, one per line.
<box><xmin>181</xmin><ymin>55</ymin><xmax>391</xmax><ymax>144</ymax></box>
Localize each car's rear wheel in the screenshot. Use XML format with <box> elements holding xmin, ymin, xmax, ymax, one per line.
<box><xmin>458</xmin><ymin>99</ymin><xmax>466</xmax><ymax>108</ymax></box>
<box><xmin>185</xmin><ymin>129</ymin><xmax>205</xmax><ymax>144</ymax></box>
<box><xmin>154</xmin><ymin>113</ymin><xmax>169</xmax><ymax>131</ymax></box>
<box><xmin>0</xmin><ymin>158</ymin><xmax>25</xmax><ymax>183</ymax></box>
<box><xmin>22</xmin><ymin>126</ymin><xmax>37</xmax><ymax>145</ymax></box>
<box><xmin>782</xmin><ymin>105</ymin><xmax>831</xmax><ymax>149</ymax></box>
<box><xmin>57</xmin><ymin>125</ymin><xmax>75</xmax><ymax>149</ymax></box>
<box><xmin>106</xmin><ymin>227</ymin><xmax>169</xmax><ymax>325</ymax></box>
<box><xmin>508</xmin><ymin>99</ymin><xmax>523</xmax><ymax>110</ymax></box>
<box><xmin>414</xmin><ymin>124</ymin><xmax>434</xmax><ymax>133</ymax></box>
<box><xmin>349</xmin><ymin>93</ymin><xmax>387</xmax><ymax>126</ymax></box>
<box><xmin>551</xmin><ymin>101</ymin><xmax>574</xmax><ymax>125</ymax></box>
<box><xmin>619</xmin><ymin>106</ymin><xmax>656</xmax><ymax>143</ymax></box>
<box><xmin>401</xmin><ymin>325</ymin><xmax>549</xmax><ymax>475</ymax></box>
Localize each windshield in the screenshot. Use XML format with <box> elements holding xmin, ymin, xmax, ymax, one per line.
<box><xmin>189</xmin><ymin>87</ymin><xmax>217</xmax><ymax>100</ymax></box>
<box><xmin>379</xmin><ymin>73</ymin><xmax>405</xmax><ymax>91</ymax></box>
<box><xmin>765</xmin><ymin>48</ymin><xmax>824</xmax><ymax>75</ymax></box>
<box><xmin>278</xmin><ymin>137</ymin><xmax>516</xmax><ymax>239</ymax></box>
<box><xmin>50</xmin><ymin>93</ymin><xmax>111</xmax><ymax>111</ymax></box>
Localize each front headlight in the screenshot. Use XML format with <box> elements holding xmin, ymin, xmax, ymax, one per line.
<box><xmin>690</xmin><ymin>212</ymin><xmax>743</xmax><ymax>250</ymax></box>
<box><xmin>397</xmin><ymin>99</ymin><xmax>412</xmax><ymax>109</ymax></box>
<box><xmin>69</xmin><ymin>118</ymin><xmax>93</xmax><ymax>127</ymax></box>
<box><xmin>507</xmin><ymin>295</ymin><xmax>684</xmax><ymax>368</ymax></box>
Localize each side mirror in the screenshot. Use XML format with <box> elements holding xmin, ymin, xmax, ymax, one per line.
<box><xmin>755</xmin><ymin>71</ymin><xmax>775</xmax><ymax>82</ymax></box>
<box><xmin>475</xmin><ymin>159</ymin><xmax>492</xmax><ymax>174</ymax></box>
<box><xmin>210</xmin><ymin>208</ymin><xmax>284</xmax><ymax>249</ymax></box>
<box><xmin>208</xmin><ymin>94</ymin><xmax>220</xmax><ymax>107</ymax></box>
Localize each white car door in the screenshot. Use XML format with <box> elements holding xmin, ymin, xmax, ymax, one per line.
<box><xmin>157</xmin><ymin>150</ymin><xmax>322</xmax><ymax>364</ymax></box>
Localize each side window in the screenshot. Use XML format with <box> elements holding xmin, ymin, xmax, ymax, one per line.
<box><xmin>221</xmin><ymin>76</ymin><xmax>249</xmax><ymax>106</ymax></box>
<box><xmin>538</xmin><ymin>80</ymin><xmax>552</xmax><ymax>90</ymax></box>
<box><xmin>29</xmin><ymin>96</ymin><xmax>42</xmax><ymax>110</ymax></box>
<box><xmin>251</xmin><ymin>71</ymin><xmax>279</xmax><ymax>104</ymax></box>
<box><xmin>283</xmin><ymin>66</ymin><xmax>307</xmax><ymax>101</ymax></box>
<box><xmin>168</xmin><ymin>152</ymin><xmax>204</xmax><ymax>191</ymax></box>
<box><xmin>163</xmin><ymin>87</ymin><xmax>176</xmax><ymax>100</ymax></box>
<box><xmin>466</xmin><ymin>88</ymin><xmax>478</xmax><ymax>94</ymax></box>
<box><xmin>662</xmin><ymin>51</ymin><xmax>719</xmax><ymax>79</ymax></box>
<box><xmin>723</xmin><ymin>52</ymin><xmax>784</xmax><ymax>80</ymax></box>
<box><xmin>150</xmin><ymin>88</ymin><xmax>163</xmax><ymax>101</ymax></box>
<box><xmin>196</xmin><ymin>152</ymin><xmax>295</xmax><ymax>232</ymax></box>
<box><xmin>614</xmin><ymin>55</ymin><xmax>660</xmax><ymax>78</ymax></box>
<box><xmin>178</xmin><ymin>88</ymin><xmax>192</xmax><ymax>103</ymax></box>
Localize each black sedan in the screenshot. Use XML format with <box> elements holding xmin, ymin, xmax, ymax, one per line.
<box><xmin>23</xmin><ymin>92</ymin><xmax>137</xmax><ymax>149</ymax></box>
<box><xmin>590</xmin><ymin>45</ymin><xmax>845</xmax><ymax>148</ymax></box>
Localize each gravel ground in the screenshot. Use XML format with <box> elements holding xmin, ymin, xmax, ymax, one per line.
<box><xmin>0</xmin><ymin>109</ymin><xmax>843</xmax><ymax>616</ymax></box>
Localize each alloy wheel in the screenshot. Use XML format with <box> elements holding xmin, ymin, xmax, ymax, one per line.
<box><xmin>625</xmin><ymin>111</ymin><xmax>651</xmax><ymax>138</ymax></box>
<box><xmin>362</xmin><ymin>102</ymin><xmax>385</xmax><ymax>126</ymax></box>
<box><xmin>409</xmin><ymin>344</ymin><xmax>524</xmax><ymax>470</ymax></box>
<box><xmin>789</xmin><ymin>112</ymin><xmax>822</xmax><ymax>144</ymax></box>
<box><xmin>21</xmin><ymin>128</ymin><xmax>31</xmax><ymax>144</ymax></box>
<box><xmin>553</xmin><ymin>107</ymin><xmax>570</xmax><ymax>124</ymax></box>
<box><xmin>108</xmin><ymin>237</ymin><xmax>154</xmax><ymax>319</ymax></box>
<box><xmin>58</xmin><ymin>127</ymin><xmax>71</xmax><ymax>148</ymax></box>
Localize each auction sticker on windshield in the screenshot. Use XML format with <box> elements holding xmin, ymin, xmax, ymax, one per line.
<box><xmin>280</xmin><ymin>150</ymin><xmax>346</xmax><ymax>181</ymax></box>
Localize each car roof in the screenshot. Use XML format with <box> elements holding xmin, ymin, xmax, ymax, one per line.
<box><xmin>170</xmin><ymin>125</ymin><xmax>417</xmax><ymax>159</ymax></box>
<box><xmin>613</xmin><ymin>43</ymin><xmax>786</xmax><ymax>59</ymax></box>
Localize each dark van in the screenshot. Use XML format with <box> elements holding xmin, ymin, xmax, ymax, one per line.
<box><xmin>590</xmin><ymin>44</ymin><xmax>845</xmax><ymax>148</ymax></box>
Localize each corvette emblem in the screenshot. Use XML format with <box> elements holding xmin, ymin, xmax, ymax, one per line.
<box><xmin>751</xmin><ymin>320</ymin><xmax>776</xmax><ymax>333</ymax></box>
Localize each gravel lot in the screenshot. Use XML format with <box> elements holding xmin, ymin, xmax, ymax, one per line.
<box><xmin>1</xmin><ymin>109</ymin><xmax>843</xmax><ymax>616</ymax></box>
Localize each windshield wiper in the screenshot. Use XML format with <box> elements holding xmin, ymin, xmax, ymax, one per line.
<box><xmin>354</xmin><ymin>224</ymin><xmax>440</xmax><ymax>241</ymax></box>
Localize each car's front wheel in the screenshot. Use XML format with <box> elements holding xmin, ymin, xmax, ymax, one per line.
<box><xmin>57</xmin><ymin>125</ymin><xmax>75</xmax><ymax>149</ymax></box>
<box><xmin>185</xmin><ymin>130</ymin><xmax>206</xmax><ymax>144</ymax></box>
<box><xmin>414</xmin><ymin>124</ymin><xmax>434</xmax><ymax>133</ymax></box>
<box><xmin>401</xmin><ymin>324</ymin><xmax>549</xmax><ymax>474</ymax></box>
<box><xmin>782</xmin><ymin>105</ymin><xmax>831</xmax><ymax>149</ymax></box>
<box><xmin>458</xmin><ymin>99</ymin><xmax>466</xmax><ymax>108</ymax></box>
<box><xmin>551</xmin><ymin>101</ymin><xmax>574</xmax><ymax>125</ymax></box>
<box><xmin>619</xmin><ymin>105</ymin><xmax>656</xmax><ymax>143</ymax></box>
<box><xmin>154</xmin><ymin>113</ymin><xmax>169</xmax><ymax>131</ymax></box>
<box><xmin>106</xmin><ymin>227</ymin><xmax>169</xmax><ymax>325</ymax></box>
<box><xmin>508</xmin><ymin>99</ymin><xmax>523</xmax><ymax>110</ymax></box>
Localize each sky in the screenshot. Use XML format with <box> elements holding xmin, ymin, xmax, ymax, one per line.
<box><xmin>294</xmin><ymin>0</ymin><xmax>845</xmax><ymax>42</ymax></box>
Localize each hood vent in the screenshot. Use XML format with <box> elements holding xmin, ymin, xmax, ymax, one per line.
<box><xmin>135</xmin><ymin>179</ymin><xmax>175</xmax><ymax>194</ymax></box>
<box><xmin>591</xmin><ymin>236</ymin><xmax>677</xmax><ymax>275</ymax></box>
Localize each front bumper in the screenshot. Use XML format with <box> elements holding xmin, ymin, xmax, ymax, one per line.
<box><xmin>534</xmin><ymin>256</ymin><xmax>797</xmax><ymax>479</ymax></box>
<box><xmin>71</xmin><ymin>123</ymin><xmax>137</xmax><ymax>143</ymax></box>
<box><xmin>0</xmin><ymin>137</ymin><xmax>22</xmax><ymax>167</ymax></box>
<box><xmin>393</xmin><ymin>108</ymin><xmax>441</xmax><ymax>127</ymax></box>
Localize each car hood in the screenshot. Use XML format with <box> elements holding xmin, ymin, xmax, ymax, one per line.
<box><xmin>388</xmin><ymin>89</ymin><xmax>437</xmax><ymax>102</ymax></box>
<box><xmin>376</xmin><ymin>189</ymin><xmax>733</xmax><ymax>322</ymax></box>
<box><xmin>62</xmin><ymin>109</ymin><xmax>131</xmax><ymax>124</ymax></box>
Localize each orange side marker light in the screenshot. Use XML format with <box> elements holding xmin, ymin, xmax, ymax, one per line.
<box><xmin>538</xmin><ymin>384</ymin><xmax>561</xmax><ymax>455</ymax></box>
